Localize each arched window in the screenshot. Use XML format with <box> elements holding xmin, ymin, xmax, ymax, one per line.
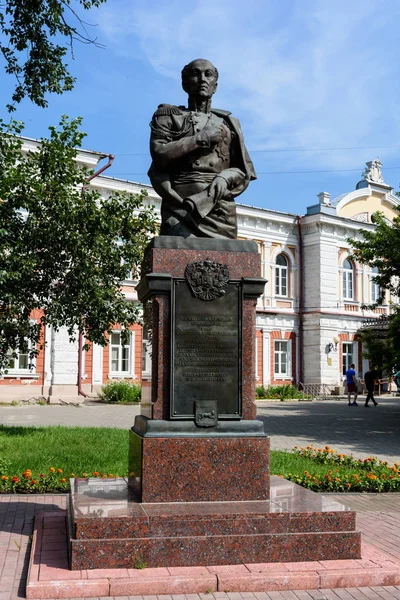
<box><xmin>342</xmin><ymin>259</ymin><xmax>354</xmax><ymax>300</ymax></box>
<box><xmin>371</xmin><ymin>267</ymin><xmax>380</xmax><ymax>303</ymax></box>
<box><xmin>275</xmin><ymin>253</ymin><xmax>288</xmax><ymax>297</ymax></box>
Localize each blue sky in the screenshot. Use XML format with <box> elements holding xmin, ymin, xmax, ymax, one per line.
<box><xmin>3</xmin><ymin>0</ymin><xmax>400</xmax><ymax>215</ymax></box>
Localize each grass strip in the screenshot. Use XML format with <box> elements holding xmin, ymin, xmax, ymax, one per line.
<box><xmin>0</xmin><ymin>424</ymin><xmax>338</xmax><ymax>478</ymax></box>
<box><xmin>0</xmin><ymin>425</ymin><xmax>399</xmax><ymax>492</ymax></box>
<box><xmin>0</xmin><ymin>425</ymin><xmax>129</xmax><ymax>476</ymax></box>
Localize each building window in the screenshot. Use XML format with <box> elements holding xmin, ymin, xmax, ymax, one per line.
<box><xmin>141</xmin><ymin>326</ymin><xmax>151</xmax><ymax>376</ymax></box>
<box><xmin>342</xmin><ymin>259</ymin><xmax>354</xmax><ymax>300</ymax></box>
<box><xmin>275</xmin><ymin>254</ymin><xmax>288</xmax><ymax>297</ymax></box>
<box><xmin>371</xmin><ymin>267</ymin><xmax>380</xmax><ymax>303</ymax></box>
<box><xmin>110</xmin><ymin>331</ymin><xmax>132</xmax><ymax>376</ymax></box>
<box><xmin>6</xmin><ymin>343</ymin><xmax>34</xmax><ymax>374</ymax></box>
<box><xmin>342</xmin><ymin>342</ymin><xmax>353</xmax><ymax>376</ymax></box>
<box><xmin>274</xmin><ymin>340</ymin><xmax>289</xmax><ymax>377</ymax></box>
<box><xmin>121</xmin><ymin>258</ymin><xmax>133</xmax><ymax>282</ymax></box>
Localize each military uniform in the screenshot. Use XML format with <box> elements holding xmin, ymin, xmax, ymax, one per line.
<box><xmin>148</xmin><ymin>104</ymin><xmax>256</xmax><ymax>239</ymax></box>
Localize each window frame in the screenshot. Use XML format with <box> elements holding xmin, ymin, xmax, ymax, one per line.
<box><xmin>274</xmin><ymin>339</ymin><xmax>291</xmax><ymax>378</ymax></box>
<box><xmin>342</xmin><ymin>342</ymin><xmax>354</xmax><ymax>376</ymax></box>
<box><xmin>141</xmin><ymin>327</ymin><xmax>152</xmax><ymax>377</ymax></box>
<box><xmin>6</xmin><ymin>340</ymin><xmax>36</xmax><ymax>375</ymax></box>
<box><xmin>371</xmin><ymin>267</ymin><xmax>380</xmax><ymax>303</ymax></box>
<box><xmin>342</xmin><ymin>259</ymin><xmax>354</xmax><ymax>300</ymax></box>
<box><xmin>109</xmin><ymin>330</ymin><xmax>134</xmax><ymax>378</ymax></box>
<box><xmin>275</xmin><ymin>253</ymin><xmax>289</xmax><ymax>297</ymax></box>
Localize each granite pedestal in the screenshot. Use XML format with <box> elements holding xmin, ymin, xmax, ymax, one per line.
<box><xmin>68</xmin><ymin>476</ymin><xmax>361</xmax><ymax>570</ymax></box>
<box><xmin>128</xmin><ymin>417</ymin><xmax>270</xmax><ymax>503</ymax></box>
<box><xmin>129</xmin><ymin>237</ymin><xmax>269</xmax><ymax>503</ymax></box>
<box><xmin>68</xmin><ymin>237</ymin><xmax>361</xmax><ymax>570</ymax></box>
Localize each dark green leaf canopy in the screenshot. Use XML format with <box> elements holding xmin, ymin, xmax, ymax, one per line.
<box><xmin>350</xmin><ymin>206</ymin><xmax>400</xmax><ymax>371</ymax></box>
<box><xmin>1</xmin><ymin>0</ymin><xmax>107</xmax><ymax>110</ymax></box>
<box><xmin>0</xmin><ymin>117</ymin><xmax>157</xmax><ymax>373</ymax></box>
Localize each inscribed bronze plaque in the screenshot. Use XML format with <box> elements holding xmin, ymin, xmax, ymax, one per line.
<box><xmin>171</xmin><ymin>277</ymin><xmax>241</xmax><ymax>419</ymax></box>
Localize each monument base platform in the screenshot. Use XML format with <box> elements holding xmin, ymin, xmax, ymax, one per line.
<box><xmin>68</xmin><ymin>476</ymin><xmax>361</xmax><ymax>571</ymax></box>
<box><xmin>129</xmin><ymin>416</ymin><xmax>270</xmax><ymax>502</ymax></box>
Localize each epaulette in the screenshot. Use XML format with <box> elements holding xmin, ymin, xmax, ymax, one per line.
<box><xmin>154</xmin><ymin>104</ymin><xmax>183</xmax><ymax>117</ymax></box>
<box><xmin>211</xmin><ymin>108</ymin><xmax>232</xmax><ymax>117</ymax></box>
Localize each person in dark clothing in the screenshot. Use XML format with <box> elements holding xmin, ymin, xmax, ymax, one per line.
<box><xmin>364</xmin><ymin>369</ymin><xmax>378</xmax><ymax>407</ymax></box>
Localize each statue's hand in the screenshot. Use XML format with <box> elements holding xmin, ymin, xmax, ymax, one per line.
<box><xmin>206</xmin><ymin>124</ymin><xmax>224</xmax><ymax>144</ymax></box>
<box><xmin>195</xmin><ymin>124</ymin><xmax>224</xmax><ymax>148</ymax></box>
<box><xmin>208</xmin><ymin>175</ymin><xmax>228</xmax><ymax>202</ymax></box>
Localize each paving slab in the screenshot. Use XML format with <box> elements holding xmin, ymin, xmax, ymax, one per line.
<box><xmin>25</xmin><ymin>507</ymin><xmax>400</xmax><ymax>598</ymax></box>
<box><xmin>0</xmin><ymin>492</ymin><xmax>399</xmax><ymax>599</ymax></box>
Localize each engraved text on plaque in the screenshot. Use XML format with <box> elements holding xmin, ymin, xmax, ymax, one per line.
<box><xmin>171</xmin><ymin>277</ymin><xmax>241</xmax><ymax>419</ymax></box>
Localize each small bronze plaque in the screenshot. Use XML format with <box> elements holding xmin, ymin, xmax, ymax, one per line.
<box><xmin>195</xmin><ymin>401</ymin><xmax>218</xmax><ymax>427</ymax></box>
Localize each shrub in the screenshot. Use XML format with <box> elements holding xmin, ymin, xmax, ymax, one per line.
<box><xmin>100</xmin><ymin>380</ymin><xmax>141</xmax><ymax>404</ymax></box>
<box><xmin>256</xmin><ymin>385</ymin><xmax>266</xmax><ymax>398</ymax></box>
<box><xmin>256</xmin><ymin>384</ymin><xmax>304</xmax><ymax>400</ymax></box>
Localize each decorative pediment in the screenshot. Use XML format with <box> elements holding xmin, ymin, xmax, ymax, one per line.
<box><xmin>351</xmin><ymin>212</ymin><xmax>369</xmax><ymax>223</ymax></box>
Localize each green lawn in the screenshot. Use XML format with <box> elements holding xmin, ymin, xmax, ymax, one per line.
<box><xmin>0</xmin><ymin>424</ymin><xmax>366</xmax><ymax>479</ymax></box>
<box><xmin>1</xmin><ymin>425</ymin><xmax>399</xmax><ymax>494</ymax></box>
<box><xmin>0</xmin><ymin>425</ymin><xmax>129</xmax><ymax>477</ymax></box>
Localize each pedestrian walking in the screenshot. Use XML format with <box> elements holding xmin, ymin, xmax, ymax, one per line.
<box><xmin>364</xmin><ymin>368</ymin><xmax>378</xmax><ymax>407</ymax></box>
<box><xmin>346</xmin><ymin>363</ymin><xmax>358</xmax><ymax>406</ymax></box>
<box><xmin>394</xmin><ymin>368</ymin><xmax>400</xmax><ymax>395</ymax></box>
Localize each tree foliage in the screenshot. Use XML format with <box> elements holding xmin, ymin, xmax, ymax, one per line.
<box><xmin>358</xmin><ymin>325</ymin><xmax>392</xmax><ymax>372</ymax></box>
<box><xmin>0</xmin><ymin>0</ymin><xmax>107</xmax><ymax>110</ymax></box>
<box><xmin>350</xmin><ymin>210</ymin><xmax>400</xmax><ymax>302</ymax></box>
<box><xmin>350</xmin><ymin>208</ymin><xmax>400</xmax><ymax>370</ymax></box>
<box><xmin>0</xmin><ymin>117</ymin><xmax>157</xmax><ymax>373</ymax></box>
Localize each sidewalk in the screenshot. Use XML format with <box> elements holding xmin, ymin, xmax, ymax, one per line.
<box><xmin>1</xmin><ymin>396</ymin><xmax>399</xmax><ymax>462</ymax></box>
<box><xmin>1</xmin><ymin>492</ymin><xmax>400</xmax><ymax>600</ymax></box>
<box><xmin>1</xmin><ymin>398</ymin><xmax>400</xmax><ymax>599</ymax></box>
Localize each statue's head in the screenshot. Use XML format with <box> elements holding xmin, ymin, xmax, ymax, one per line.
<box><xmin>181</xmin><ymin>59</ymin><xmax>219</xmax><ymax>99</ymax></box>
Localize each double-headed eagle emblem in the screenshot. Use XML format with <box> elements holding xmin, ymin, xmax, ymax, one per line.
<box><xmin>185</xmin><ymin>259</ymin><xmax>229</xmax><ymax>301</ymax></box>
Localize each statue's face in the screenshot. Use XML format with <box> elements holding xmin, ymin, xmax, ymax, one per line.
<box><xmin>182</xmin><ymin>60</ymin><xmax>218</xmax><ymax>99</ymax></box>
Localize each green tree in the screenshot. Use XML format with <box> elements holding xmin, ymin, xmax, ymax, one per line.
<box><xmin>350</xmin><ymin>210</ymin><xmax>400</xmax><ymax>301</ymax></box>
<box><xmin>350</xmin><ymin>209</ymin><xmax>400</xmax><ymax>371</ymax></box>
<box><xmin>0</xmin><ymin>116</ymin><xmax>157</xmax><ymax>373</ymax></box>
<box><xmin>1</xmin><ymin>0</ymin><xmax>107</xmax><ymax>110</ymax></box>
<box><xmin>358</xmin><ymin>325</ymin><xmax>395</xmax><ymax>372</ymax></box>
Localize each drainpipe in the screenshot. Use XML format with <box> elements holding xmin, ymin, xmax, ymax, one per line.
<box><xmin>78</xmin><ymin>154</ymin><xmax>115</xmax><ymax>397</ymax></box>
<box><xmin>297</xmin><ymin>216</ymin><xmax>304</xmax><ymax>385</ymax></box>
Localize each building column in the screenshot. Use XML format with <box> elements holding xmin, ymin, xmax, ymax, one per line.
<box><xmin>264</xmin><ymin>241</ymin><xmax>271</xmax><ymax>306</ymax></box>
<box><xmin>92</xmin><ymin>343</ymin><xmax>103</xmax><ymax>388</ymax></box>
<box><xmin>262</xmin><ymin>329</ymin><xmax>270</xmax><ymax>386</ymax></box>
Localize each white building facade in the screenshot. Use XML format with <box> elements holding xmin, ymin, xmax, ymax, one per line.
<box><xmin>1</xmin><ymin>144</ymin><xmax>396</xmax><ymax>402</ymax></box>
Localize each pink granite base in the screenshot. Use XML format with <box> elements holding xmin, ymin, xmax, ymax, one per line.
<box><xmin>27</xmin><ymin>510</ymin><xmax>400</xmax><ymax>599</ymax></box>
<box><xmin>67</xmin><ymin>476</ymin><xmax>361</xmax><ymax>572</ymax></box>
<box><xmin>129</xmin><ymin>430</ymin><xmax>270</xmax><ymax>502</ymax></box>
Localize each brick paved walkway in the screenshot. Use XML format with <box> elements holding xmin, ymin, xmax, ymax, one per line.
<box><xmin>1</xmin><ymin>493</ymin><xmax>400</xmax><ymax>599</ymax></box>
<box><xmin>1</xmin><ymin>396</ymin><xmax>399</xmax><ymax>462</ymax></box>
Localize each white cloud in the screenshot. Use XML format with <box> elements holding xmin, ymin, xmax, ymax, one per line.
<box><xmin>97</xmin><ymin>0</ymin><xmax>400</xmax><ymax>172</ymax></box>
